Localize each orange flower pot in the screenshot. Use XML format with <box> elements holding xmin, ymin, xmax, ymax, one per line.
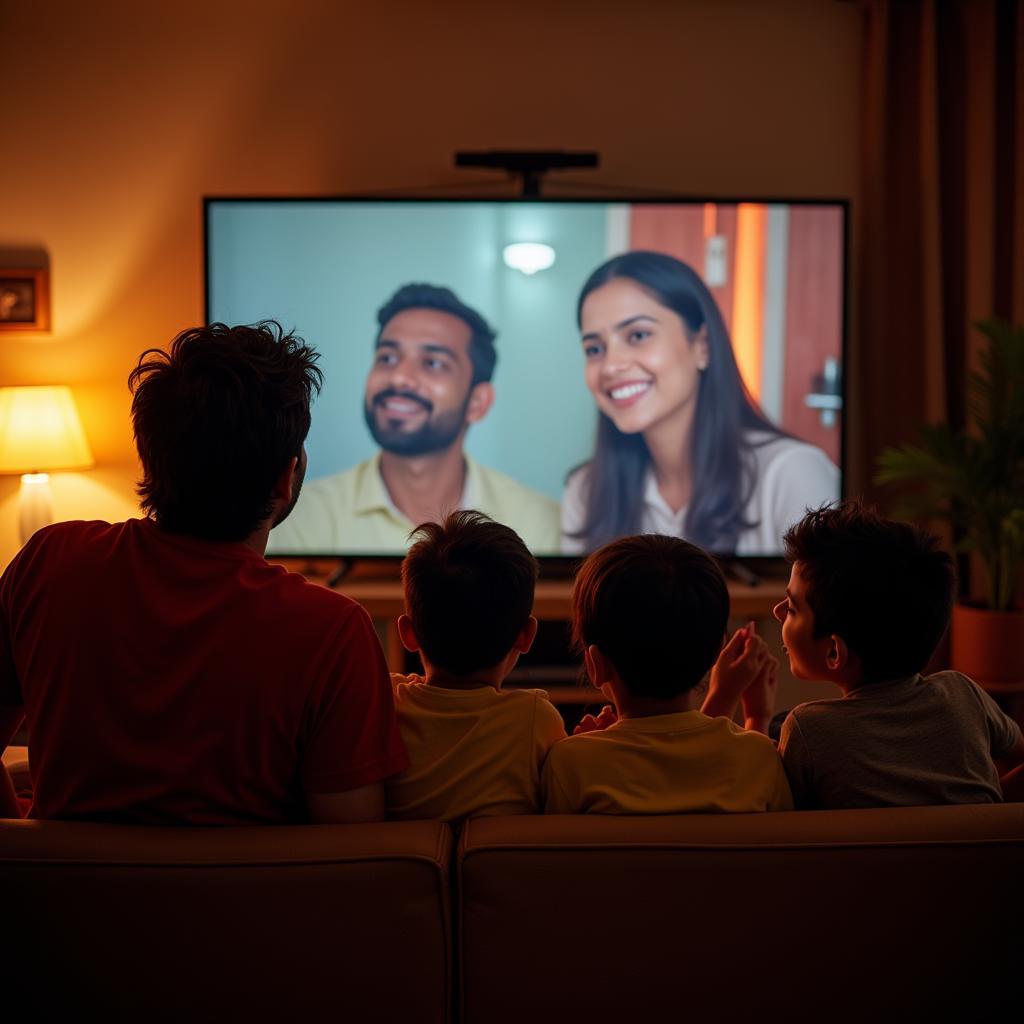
<box><xmin>950</xmin><ymin>603</ymin><xmax>1024</xmax><ymax>684</ymax></box>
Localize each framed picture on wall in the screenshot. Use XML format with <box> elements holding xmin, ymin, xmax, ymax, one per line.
<box><xmin>0</xmin><ymin>268</ymin><xmax>50</xmax><ymax>332</ymax></box>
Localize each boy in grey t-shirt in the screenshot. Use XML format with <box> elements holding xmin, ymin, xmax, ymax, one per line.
<box><xmin>772</xmin><ymin>503</ymin><xmax>1024</xmax><ymax>809</ymax></box>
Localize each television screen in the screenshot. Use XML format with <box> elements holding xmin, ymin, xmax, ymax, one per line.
<box><xmin>205</xmin><ymin>198</ymin><xmax>845</xmax><ymax>558</ymax></box>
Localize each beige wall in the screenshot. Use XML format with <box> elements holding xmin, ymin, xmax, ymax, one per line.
<box><xmin>0</xmin><ymin>0</ymin><xmax>862</xmax><ymax>568</ymax></box>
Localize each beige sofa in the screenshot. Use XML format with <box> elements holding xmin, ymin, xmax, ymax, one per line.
<box><xmin>0</xmin><ymin>817</ymin><xmax>451</xmax><ymax>1022</ymax></box>
<box><xmin>2</xmin><ymin>805</ymin><xmax>1021</xmax><ymax>1022</ymax></box>
<box><xmin>458</xmin><ymin>806</ymin><xmax>1024</xmax><ymax>1023</ymax></box>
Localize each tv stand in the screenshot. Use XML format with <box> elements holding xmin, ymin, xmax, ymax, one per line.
<box><xmin>325</xmin><ymin>558</ymin><xmax>354</xmax><ymax>588</ymax></box>
<box><xmin>270</xmin><ymin>558</ymin><xmax>786</xmax><ymax>677</ymax></box>
<box><xmin>722</xmin><ymin>561</ymin><xmax>762</xmax><ymax>587</ymax></box>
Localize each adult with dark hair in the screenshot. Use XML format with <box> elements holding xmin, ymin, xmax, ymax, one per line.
<box><xmin>774</xmin><ymin>502</ymin><xmax>1024</xmax><ymax>809</ymax></box>
<box><xmin>272</xmin><ymin>283</ymin><xmax>560</xmax><ymax>553</ymax></box>
<box><xmin>0</xmin><ymin>322</ymin><xmax>407</xmax><ymax>825</ymax></box>
<box><xmin>562</xmin><ymin>251</ymin><xmax>838</xmax><ymax>555</ymax></box>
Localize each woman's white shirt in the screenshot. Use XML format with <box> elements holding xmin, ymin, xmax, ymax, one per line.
<box><xmin>560</xmin><ymin>433</ymin><xmax>839</xmax><ymax>555</ymax></box>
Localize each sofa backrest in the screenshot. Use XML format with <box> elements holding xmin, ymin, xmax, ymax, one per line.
<box><xmin>457</xmin><ymin>806</ymin><xmax>1024</xmax><ymax>1024</ymax></box>
<box><xmin>5</xmin><ymin>805</ymin><xmax>1022</xmax><ymax>1023</ymax></box>
<box><xmin>0</xmin><ymin>818</ymin><xmax>452</xmax><ymax>1022</ymax></box>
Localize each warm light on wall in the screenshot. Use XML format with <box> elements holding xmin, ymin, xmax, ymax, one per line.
<box><xmin>0</xmin><ymin>386</ymin><xmax>95</xmax><ymax>544</ymax></box>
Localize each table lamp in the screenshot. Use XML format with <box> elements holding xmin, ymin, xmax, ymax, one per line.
<box><xmin>0</xmin><ymin>385</ymin><xmax>94</xmax><ymax>544</ymax></box>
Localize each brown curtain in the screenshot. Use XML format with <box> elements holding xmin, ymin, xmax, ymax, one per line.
<box><xmin>852</xmin><ymin>0</ymin><xmax>1024</xmax><ymax>508</ymax></box>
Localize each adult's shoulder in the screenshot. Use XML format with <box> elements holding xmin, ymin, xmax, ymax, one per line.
<box><xmin>5</xmin><ymin>519</ymin><xmax>121</xmax><ymax>572</ymax></box>
<box><xmin>268</xmin><ymin>459</ymin><xmax>373</xmax><ymax>551</ymax></box>
<box><xmin>562</xmin><ymin>463</ymin><xmax>590</xmax><ymax>498</ymax></box>
<box><xmin>471</xmin><ymin>458</ymin><xmax>558</xmax><ymax>509</ymax></box>
<box><xmin>267</xmin><ymin>571</ymin><xmax>384</xmax><ymax>671</ymax></box>
<box><xmin>558</xmin><ymin>464</ymin><xmax>592</xmax><ymax>554</ymax></box>
<box><xmin>469</xmin><ymin>458</ymin><xmax>561</xmax><ymax>551</ymax></box>
<box><xmin>744</xmin><ymin>431</ymin><xmax>840</xmax><ymax>532</ymax></box>
<box><xmin>32</xmin><ymin>518</ymin><xmax>119</xmax><ymax>546</ymax></box>
<box><xmin>746</xmin><ymin>431</ymin><xmax>838</xmax><ymax>477</ymax></box>
<box><xmin>270</xmin><ymin>563</ymin><xmax>368</xmax><ymax>617</ymax></box>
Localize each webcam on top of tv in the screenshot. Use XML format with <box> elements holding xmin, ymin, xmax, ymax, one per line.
<box><xmin>454</xmin><ymin>150</ymin><xmax>600</xmax><ymax>197</ymax></box>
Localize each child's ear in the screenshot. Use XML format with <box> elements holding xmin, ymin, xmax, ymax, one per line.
<box><xmin>586</xmin><ymin>646</ymin><xmax>619</xmax><ymax>705</ymax></box>
<box><xmin>515</xmin><ymin>616</ymin><xmax>538</xmax><ymax>654</ymax></box>
<box><xmin>825</xmin><ymin>634</ymin><xmax>850</xmax><ymax>672</ymax></box>
<box><xmin>397</xmin><ymin>614</ymin><xmax>420</xmax><ymax>654</ymax></box>
<box><xmin>585</xmin><ymin>644</ymin><xmax>613</xmax><ymax>687</ymax></box>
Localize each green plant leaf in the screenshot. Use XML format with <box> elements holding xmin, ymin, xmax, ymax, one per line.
<box><xmin>874</xmin><ymin>318</ymin><xmax>1024</xmax><ymax>610</ymax></box>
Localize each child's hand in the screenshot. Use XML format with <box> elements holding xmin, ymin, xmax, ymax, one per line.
<box><xmin>703</xmin><ymin>622</ymin><xmax>770</xmax><ymax>718</ymax></box>
<box><xmin>742</xmin><ymin>656</ymin><xmax>778</xmax><ymax>734</ymax></box>
<box><xmin>573</xmin><ymin>704</ymin><xmax>618</xmax><ymax>735</ymax></box>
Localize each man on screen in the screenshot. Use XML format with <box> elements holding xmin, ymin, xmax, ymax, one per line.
<box><xmin>271</xmin><ymin>283</ymin><xmax>560</xmax><ymax>552</ymax></box>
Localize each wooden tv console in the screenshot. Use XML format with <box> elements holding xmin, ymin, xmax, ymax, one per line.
<box><xmin>273</xmin><ymin>559</ymin><xmax>786</xmax><ymax>705</ymax></box>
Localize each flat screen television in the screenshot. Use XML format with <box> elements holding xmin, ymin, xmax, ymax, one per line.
<box><xmin>205</xmin><ymin>197</ymin><xmax>846</xmax><ymax>561</ymax></box>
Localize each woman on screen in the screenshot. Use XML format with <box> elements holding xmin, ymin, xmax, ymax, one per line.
<box><xmin>561</xmin><ymin>251</ymin><xmax>838</xmax><ymax>556</ymax></box>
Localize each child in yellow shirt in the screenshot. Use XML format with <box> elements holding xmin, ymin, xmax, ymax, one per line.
<box><xmin>543</xmin><ymin>534</ymin><xmax>792</xmax><ymax>814</ymax></box>
<box><xmin>386</xmin><ymin>510</ymin><xmax>566</xmax><ymax>823</ymax></box>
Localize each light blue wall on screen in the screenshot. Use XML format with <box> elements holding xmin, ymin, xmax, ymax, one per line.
<box><xmin>208</xmin><ymin>201</ymin><xmax>606</xmax><ymax>501</ymax></box>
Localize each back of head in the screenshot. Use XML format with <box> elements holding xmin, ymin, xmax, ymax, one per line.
<box><xmin>402</xmin><ymin>510</ymin><xmax>538</xmax><ymax>675</ymax></box>
<box><xmin>783</xmin><ymin>503</ymin><xmax>957</xmax><ymax>682</ymax></box>
<box><xmin>572</xmin><ymin>534</ymin><xmax>729</xmax><ymax>699</ymax></box>
<box><xmin>377</xmin><ymin>283</ymin><xmax>497</xmax><ymax>385</ymax></box>
<box><xmin>129</xmin><ymin>322</ymin><xmax>322</xmax><ymax>542</ymax></box>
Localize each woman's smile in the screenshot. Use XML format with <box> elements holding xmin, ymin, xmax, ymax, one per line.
<box><xmin>606</xmin><ymin>380</ymin><xmax>653</xmax><ymax>406</ymax></box>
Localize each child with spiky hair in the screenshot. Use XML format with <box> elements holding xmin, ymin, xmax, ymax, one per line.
<box><xmin>774</xmin><ymin>502</ymin><xmax>1024</xmax><ymax>808</ymax></box>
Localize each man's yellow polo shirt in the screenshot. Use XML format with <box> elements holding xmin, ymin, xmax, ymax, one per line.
<box><xmin>270</xmin><ymin>452</ymin><xmax>561</xmax><ymax>553</ymax></box>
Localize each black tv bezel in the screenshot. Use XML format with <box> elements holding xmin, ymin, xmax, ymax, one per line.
<box><xmin>203</xmin><ymin>194</ymin><xmax>849</xmax><ymax>570</ymax></box>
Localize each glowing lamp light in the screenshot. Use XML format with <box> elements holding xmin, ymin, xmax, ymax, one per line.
<box><xmin>503</xmin><ymin>242</ymin><xmax>556</xmax><ymax>275</ymax></box>
<box><xmin>0</xmin><ymin>386</ymin><xmax>94</xmax><ymax>544</ymax></box>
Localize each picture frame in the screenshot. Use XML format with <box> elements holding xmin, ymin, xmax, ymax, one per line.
<box><xmin>0</xmin><ymin>268</ymin><xmax>50</xmax><ymax>332</ymax></box>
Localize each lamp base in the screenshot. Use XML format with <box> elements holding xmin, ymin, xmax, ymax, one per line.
<box><xmin>19</xmin><ymin>473</ymin><xmax>53</xmax><ymax>546</ymax></box>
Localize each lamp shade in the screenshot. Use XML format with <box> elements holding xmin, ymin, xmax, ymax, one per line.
<box><xmin>0</xmin><ymin>386</ymin><xmax>94</xmax><ymax>474</ymax></box>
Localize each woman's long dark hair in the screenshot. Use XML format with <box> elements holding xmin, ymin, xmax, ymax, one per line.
<box><xmin>571</xmin><ymin>251</ymin><xmax>784</xmax><ymax>554</ymax></box>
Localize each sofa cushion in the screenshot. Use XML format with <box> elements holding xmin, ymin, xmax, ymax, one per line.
<box><xmin>1</xmin><ymin>818</ymin><xmax>451</xmax><ymax>1021</ymax></box>
<box><xmin>458</xmin><ymin>807</ymin><xmax>1024</xmax><ymax>1024</ymax></box>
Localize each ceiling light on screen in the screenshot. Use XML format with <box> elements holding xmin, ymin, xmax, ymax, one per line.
<box><xmin>503</xmin><ymin>242</ymin><xmax>556</xmax><ymax>275</ymax></box>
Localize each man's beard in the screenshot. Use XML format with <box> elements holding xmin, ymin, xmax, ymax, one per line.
<box><xmin>364</xmin><ymin>388</ymin><xmax>469</xmax><ymax>457</ymax></box>
<box><xmin>270</xmin><ymin>451</ymin><xmax>307</xmax><ymax>529</ymax></box>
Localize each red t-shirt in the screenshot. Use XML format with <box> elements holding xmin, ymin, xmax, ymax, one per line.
<box><xmin>0</xmin><ymin>519</ymin><xmax>408</xmax><ymax>824</ymax></box>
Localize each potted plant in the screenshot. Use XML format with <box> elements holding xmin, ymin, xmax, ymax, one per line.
<box><xmin>875</xmin><ymin>317</ymin><xmax>1024</xmax><ymax>684</ymax></box>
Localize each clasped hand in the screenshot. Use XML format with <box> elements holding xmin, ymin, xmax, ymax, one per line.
<box><xmin>704</xmin><ymin>622</ymin><xmax>779</xmax><ymax>733</ymax></box>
